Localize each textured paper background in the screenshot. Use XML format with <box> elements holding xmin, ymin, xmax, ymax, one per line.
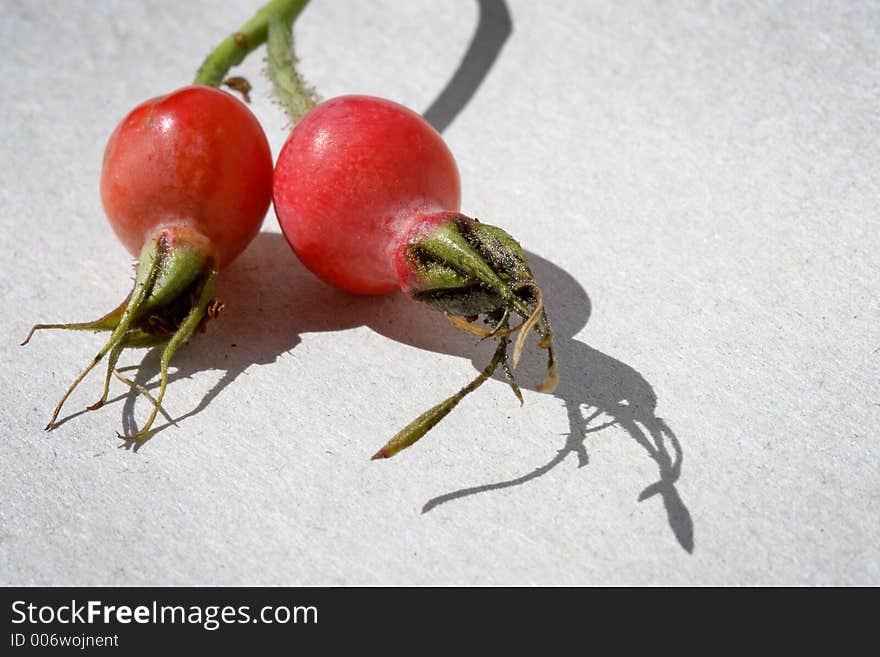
<box><xmin>1</xmin><ymin>0</ymin><xmax>877</xmax><ymax>585</ymax></box>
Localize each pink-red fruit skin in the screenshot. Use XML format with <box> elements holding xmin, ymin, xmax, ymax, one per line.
<box><xmin>273</xmin><ymin>95</ymin><xmax>461</xmax><ymax>295</ymax></box>
<box><xmin>101</xmin><ymin>85</ymin><xmax>273</xmax><ymax>268</ymax></box>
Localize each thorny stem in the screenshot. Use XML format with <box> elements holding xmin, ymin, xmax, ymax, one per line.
<box><xmin>267</xmin><ymin>14</ymin><xmax>317</xmax><ymax>122</ymax></box>
<box><xmin>194</xmin><ymin>0</ymin><xmax>311</xmax><ymax>88</ymax></box>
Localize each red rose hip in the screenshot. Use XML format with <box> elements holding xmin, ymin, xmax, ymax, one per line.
<box><xmin>24</xmin><ymin>85</ymin><xmax>273</xmax><ymax>440</ymax></box>
<box><xmin>273</xmin><ymin>95</ymin><xmax>558</xmax><ymax>459</ymax></box>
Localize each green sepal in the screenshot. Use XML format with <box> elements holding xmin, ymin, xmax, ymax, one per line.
<box><xmin>468</xmin><ymin>222</ymin><xmax>535</xmax><ymax>285</ymax></box>
<box><xmin>373</xmin><ymin>338</ymin><xmax>509</xmax><ymax>460</ymax></box>
<box><xmin>407</xmin><ymin>218</ymin><xmax>515</xmax><ymax>306</ymax></box>
<box><xmin>131</xmin><ymin>235</ymin><xmax>215</xmax><ymax>318</ymax></box>
<box><xmin>27</xmin><ymin>228</ymin><xmax>220</xmax><ymax>437</ymax></box>
<box><xmin>375</xmin><ymin>213</ymin><xmax>560</xmax><ymax>460</ymax></box>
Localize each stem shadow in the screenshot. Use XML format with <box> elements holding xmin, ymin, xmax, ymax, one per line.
<box><xmin>422</xmin><ymin>0</ymin><xmax>512</xmax><ymax>132</ymax></box>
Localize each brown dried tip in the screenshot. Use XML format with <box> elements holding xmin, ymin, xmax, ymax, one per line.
<box><xmin>224</xmin><ymin>76</ymin><xmax>252</xmax><ymax>103</ymax></box>
<box><xmin>371</xmin><ymin>448</ymin><xmax>391</xmax><ymax>461</ymax></box>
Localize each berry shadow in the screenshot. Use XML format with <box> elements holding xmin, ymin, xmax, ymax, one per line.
<box><xmin>103</xmin><ymin>231</ymin><xmax>475</xmax><ymax>444</ymax></box>
<box><xmin>106</xmin><ymin>231</ymin><xmax>377</xmax><ymax>444</ymax></box>
<box><xmin>87</xmin><ymin>230</ymin><xmax>692</xmax><ymax>553</ymax></box>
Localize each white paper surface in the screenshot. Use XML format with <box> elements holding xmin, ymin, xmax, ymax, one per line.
<box><xmin>1</xmin><ymin>0</ymin><xmax>877</xmax><ymax>585</ymax></box>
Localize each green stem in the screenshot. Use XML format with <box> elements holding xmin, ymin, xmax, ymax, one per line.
<box><xmin>267</xmin><ymin>14</ymin><xmax>317</xmax><ymax>122</ymax></box>
<box><xmin>194</xmin><ymin>0</ymin><xmax>311</xmax><ymax>87</ymax></box>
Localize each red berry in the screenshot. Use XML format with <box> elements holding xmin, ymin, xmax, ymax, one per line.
<box><xmin>273</xmin><ymin>95</ymin><xmax>557</xmax><ymax>458</ymax></box>
<box><xmin>273</xmin><ymin>95</ymin><xmax>460</xmax><ymax>294</ymax></box>
<box><xmin>25</xmin><ymin>86</ymin><xmax>273</xmax><ymax>440</ymax></box>
<box><xmin>101</xmin><ymin>85</ymin><xmax>272</xmax><ymax>268</ymax></box>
